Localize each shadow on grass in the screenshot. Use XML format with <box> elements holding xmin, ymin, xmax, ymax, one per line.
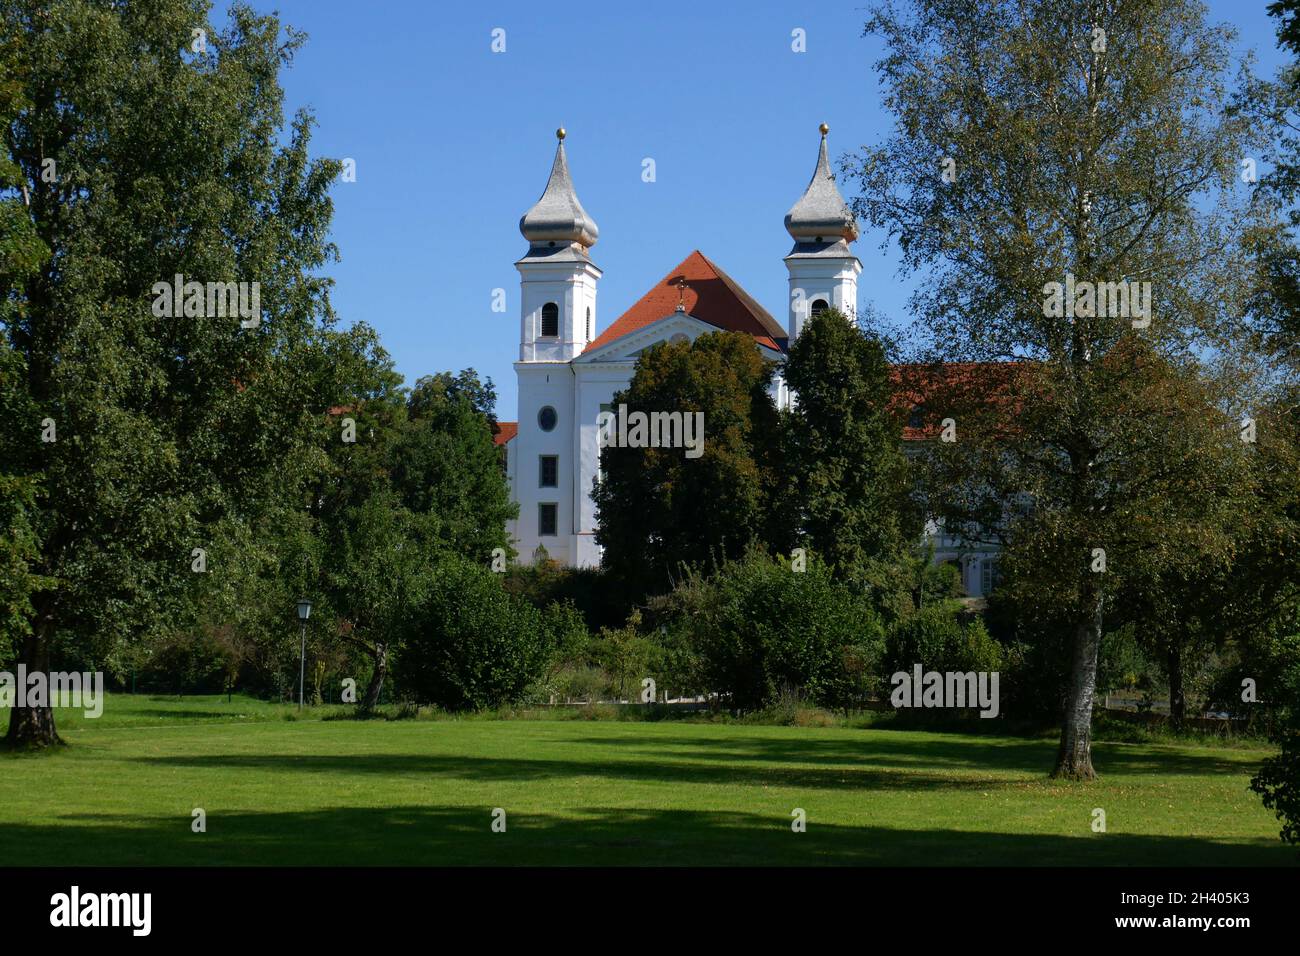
<box><xmin>133</xmin><ymin>751</ymin><xmax>1020</xmax><ymax>792</ymax></box>
<box><xmin>547</xmin><ymin>732</ymin><xmax>1264</xmax><ymax>779</ymax></box>
<box><xmin>127</xmin><ymin>710</ymin><xmax>262</xmax><ymax>720</ymax></box>
<box><xmin>0</xmin><ymin>805</ymin><xmax>1288</xmax><ymax>867</ymax></box>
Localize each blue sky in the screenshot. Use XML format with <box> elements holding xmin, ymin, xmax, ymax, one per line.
<box><xmin>255</xmin><ymin>0</ymin><xmax>1286</xmax><ymax>417</ymax></box>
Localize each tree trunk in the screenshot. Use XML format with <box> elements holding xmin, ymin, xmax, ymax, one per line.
<box><xmin>1167</xmin><ymin>644</ymin><xmax>1186</xmax><ymax>731</ymax></box>
<box><xmin>5</xmin><ymin>616</ymin><xmax>63</xmax><ymax>750</ymax></box>
<box><xmin>360</xmin><ymin>643</ymin><xmax>388</xmax><ymax>713</ymax></box>
<box><xmin>1052</xmin><ymin>592</ymin><xmax>1103</xmax><ymax>780</ymax></box>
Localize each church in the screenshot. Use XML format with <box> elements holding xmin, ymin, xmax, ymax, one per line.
<box><xmin>494</xmin><ymin>125</ymin><xmax>1002</xmax><ymax>597</ymax></box>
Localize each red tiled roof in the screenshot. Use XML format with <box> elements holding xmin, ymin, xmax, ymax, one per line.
<box><xmin>585</xmin><ymin>250</ymin><xmax>787</xmax><ymax>354</ymax></box>
<box><xmin>890</xmin><ymin>362</ymin><xmax>1026</xmax><ymax>441</ymax></box>
<box><xmin>493</xmin><ymin>421</ymin><xmax>518</xmax><ymax>445</ymax></box>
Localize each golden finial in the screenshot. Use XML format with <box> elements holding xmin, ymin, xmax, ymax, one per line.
<box><xmin>556</xmin><ymin>127</ymin><xmax>566</xmax><ymax>141</ymax></box>
<box><xmin>819</xmin><ymin>122</ymin><xmax>829</xmax><ymax>136</ymax></box>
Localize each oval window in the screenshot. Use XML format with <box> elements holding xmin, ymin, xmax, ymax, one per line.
<box><xmin>538</xmin><ymin>406</ymin><xmax>558</xmax><ymax>432</ymax></box>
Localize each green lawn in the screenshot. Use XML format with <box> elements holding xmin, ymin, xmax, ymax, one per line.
<box><xmin>0</xmin><ymin>694</ymin><xmax>1292</xmax><ymax>865</ymax></box>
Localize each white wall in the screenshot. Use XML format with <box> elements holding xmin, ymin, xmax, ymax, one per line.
<box><xmin>573</xmin><ymin>362</ymin><xmax>636</xmax><ymax>567</ymax></box>
<box><xmin>513</xmin><ymin>363</ymin><xmax>577</xmax><ymax>564</ymax></box>
<box><xmin>517</xmin><ymin>259</ymin><xmax>600</xmax><ymax>363</ymax></box>
<box><xmin>785</xmin><ymin>255</ymin><xmax>861</xmax><ymax>340</ymax></box>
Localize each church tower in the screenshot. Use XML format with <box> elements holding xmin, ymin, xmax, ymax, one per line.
<box><xmin>512</xmin><ymin>129</ymin><xmax>601</xmax><ymax>567</ymax></box>
<box><xmin>516</xmin><ymin>128</ymin><xmax>601</xmax><ymax>362</ymax></box>
<box><xmin>783</xmin><ymin>123</ymin><xmax>861</xmax><ymax>342</ymax></box>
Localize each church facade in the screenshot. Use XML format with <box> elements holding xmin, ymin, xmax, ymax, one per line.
<box><xmin>495</xmin><ymin>126</ymin><xmax>1002</xmax><ymax>597</ymax></box>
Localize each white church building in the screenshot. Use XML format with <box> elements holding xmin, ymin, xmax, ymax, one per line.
<box><xmin>494</xmin><ymin>126</ymin><xmax>1002</xmax><ymax>597</ymax></box>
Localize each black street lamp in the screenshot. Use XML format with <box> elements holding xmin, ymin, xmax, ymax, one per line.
<box><xmin>296</xmin><ymin>598</ymin><xmax>312</xmax><ymax>709</ymax></box>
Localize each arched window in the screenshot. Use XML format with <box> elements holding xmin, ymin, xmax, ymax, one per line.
<box><xmin>586</xmin><ymin>307</ymin><xmax>592</xmax><ymax>341</ymax></box>
<box><xmin>810</xmin><ymin>298</ymin><xmax>830</xmax><ymax>318</ymax></box>
<box><xmin>541</xmin><ymin>302</ymin><xmax>559</xmax><ymax>338</ymax></box>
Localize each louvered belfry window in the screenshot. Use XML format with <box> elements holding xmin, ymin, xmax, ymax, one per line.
<box><xmin>541</xmin><ymin>302</ymin><xmax>559</xmax><ymax>337</ymax></box>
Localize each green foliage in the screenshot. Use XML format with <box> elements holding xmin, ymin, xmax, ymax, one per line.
<box><xmin>0</xmin><ymin>469</ymin><xmax>42</xmax><ymax>660</ymax></box>
<box><xmin>392</xmin><ymin>370</ymin><xmax>516</xmax><ymax>560</ymax></box>
<box><xmin>668</xmin><ymin>549</ymin><xmax>883</xmax><ymax>711</ymax></box>
<box><xmin>321</xmin><ymin>492</ymin><xmax>435</xmax><ymax>709</ymax></box>
<box><xmin>884</xmin><ymin>602</ymin><xmax>1004</xmax><ymax>677</ymax></box>
<box><xmin>782</xmin><ymin>309</ymin><xmax>911</xmax><ymax>572</ymax></box>
<box><xmin>540</xmin><ymin>600</ymin><xmax>590</xmax><ymax>665</ymax></box>
<box><xmin>855</xmin><ymin>0</ymin><xmax>1265</xmax><ymax>778</ymax></box>
<box><xmin>593</xmin><ymin>331</ymin><xmax>790</xmax><ymax>595</ymax></box>
<box><xmin>1252</xmin><ymin>725</ymin><xmax>1300</xmax><ymax>845</ymax></box>
<box><xmin>1</xmin><ymin>0</ymin><xmax>351</xmax><ymax>742</ymax></box>
<box><xmin>1208</xmin><ymin>620</ymin><xmax>1300</xmax><ymax>729</ymax></box>
<box><xmin>502</xmin><ymin>563</ymin><xmax>628</xmax><ymax>633</ymax></box>
<box><xmin>394</xmin><ymin>555</ymin><xmax>550</xmax><ymax>711</ymax></box>
<box><xmin>589</xmin><ymin>611</ymin><xmax>657</xmax><ymax>701</ymax></box>
<box><xmin>1095</xmin><ymin>626</ymin><xmax>1162</xmax><ymax>697</ymax></box>
<box><xmin>986</xmin><ymin>591</ymin><xmax>1161</xmax><ymax>722</ymax></box>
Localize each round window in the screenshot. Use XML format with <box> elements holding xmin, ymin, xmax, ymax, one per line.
<box><xmin>538</xmin><ymin>406</ymin><xmax>558</xmax><ymax>432</ymax></box>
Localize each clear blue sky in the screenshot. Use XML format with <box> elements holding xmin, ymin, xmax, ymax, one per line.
<box><xmin>256</xmin><ymin>0</ymin><xmax>1285</xmax><ymax>417</ymax></box>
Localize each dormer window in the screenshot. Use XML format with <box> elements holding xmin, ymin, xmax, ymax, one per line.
<box><xmin>541</xmin><ymin>302</ymin><xmax>559</xmax><ymax>338</ymax></box>
<box><xmin>908</xmin><ymin>404</ymin><xmax>925</xmax><ymax>430</ymax></box>
<box><xmin>810</xmin><ymin>298</ymin><xmax>830</xmax><ymax>318</ymax></box>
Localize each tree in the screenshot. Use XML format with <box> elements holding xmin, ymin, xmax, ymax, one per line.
<box><xmin>853</xmin><ymin>0</ymin><xmax>1262</xmax><ymax>778</ymax></box>
<box><xmin>2</xmin><ymin>1</ymin><xmax>344</xmax><ymax>746</ymax></box>
<box><xmin>782</xmin><ymin>309</ymin><xmax>911</xmax><ymax>575</ymax></box>
<box><xmin>394</xmin><ymin>554</ymin><xmax>551</xmax><ymax>712</ymax></box>
<box><xmin>1249</xmin><ymin>0</ymin><xmax>1300</xmax><ymax>370</ymax></box>
<box><xmin>392</xmin><ymin>370</ymin><xmax>516</xmax><ymax>561</ymax></box>
<box><xmin>668</xmin><ymin>549</ymin><xmax>884</xmax><ymax>712</ymax></box>
<box><xmin>326</xmin><ymin>493</ymin><xmax>433</xmax><ymax>712</ymax></box>
<box><xmin>303</xmin><ymin>357</ymin><xmax>516</xmax><ymax>710</ymax></box>
<box><xmin>593</xmin><ymin>331</ymin><xmax>789</xmax><ymax>594</ymax></box>
<box><xmin>0</xmin><ymin>27</ymin><xmax>48</xmax><ymax>671</ymax></box>
<box><xmin>589</xmin><ymin>610</ymin><xmax>654</xmax><ymax>702</ymax></box>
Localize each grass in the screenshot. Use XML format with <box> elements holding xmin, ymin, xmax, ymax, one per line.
<box><xmin>0</xmin><ymin>693</ymin><xmax>1293</xmax><ymax>866</ymax></box>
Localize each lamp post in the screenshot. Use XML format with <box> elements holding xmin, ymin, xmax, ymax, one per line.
<box><xmin>296</xmin><ymin>598</ymin><xmax>312</xmax><ymax>709</ymax></box>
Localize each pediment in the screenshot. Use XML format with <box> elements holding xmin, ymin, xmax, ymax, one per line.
<box><xmin>575</xmin><ymin>313</ymin><xmax>782</xmax><ymax>364</ymax></box>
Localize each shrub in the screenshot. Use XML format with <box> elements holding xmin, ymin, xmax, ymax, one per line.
<box><xmin>672</xmin><ymin>549</ymin><xmax>883</xmax><ymax>711</ymax></box>
<box><xmin>551</xmin><ymin>665</ymin><xmax>608</xmax><ymax>703</ymax></box>
<box><xmin>1252</xmin><ymin>726</ymin><xmax>1300</xmax><ymax>846</ymax></box>
<box><xmin>503</xmin><ymin>563</ymin><xmax>629</xmax><ymax>633</ymax></box>
<box><xmin>589</xmin><ymin>611</ymin><xmax>659</xmax><ymax>701</ymax></box>
<box><xmin>1244</xmin><ymin>615</ymin><xmax>1300</xmax><ymax>846</ymax></box>
<box><xmin>394</xmin><ymin>555</ymin><xmax>549</xmax><ymax>711</ymax></box>
<box><xmin>884</xmin><ymin>601</ymin><xmax>1003</xmax><ymax>677</ymax></box>
<box><xmin>1207</xmin><ymin>625</ymin><xmax>1300</xmax><ymax>731</ymax></box>
<box><xmin>541</xmin><ymin>600</ymin><xmax>590</xmax><ymax>666</ymax></box>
